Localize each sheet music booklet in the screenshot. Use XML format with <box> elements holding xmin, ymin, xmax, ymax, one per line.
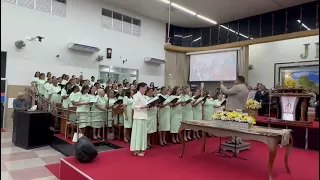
<box><xmin>170</xmin><ymin>97</ymin><xmax>179</xmax><ymax>104</ymax></box>
<box><xmin>220</xmin><ymin>100</ymin><xmax>227</xmax><ymax>106</ymax></box>
<box><xmin>114</xmin><ymin>99</ymin><xmax>123</xmax><ymax>105</ymax></box>
<box><xmin>146</xmin><ymin>95</ymin><xmax>166</xmax><ymax>107</ymax></box>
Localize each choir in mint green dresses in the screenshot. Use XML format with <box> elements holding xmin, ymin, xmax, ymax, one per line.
<box><xmin>91</xmin><ymin>96</ymin><xmax>106</xmax><ymax>128</ymax></box>
<box><xmin>170</xmin><ymin>96</ymin><xmax>182</xmax><ymax>133</ymax></box>
<box><xmin>75</xmin><ymin>93</ymin><xmax>91</xmax><ymax>129</ymax></box>
<box><xmin>48</xmin><ymin>85</ymin><xmax>62</xmax><ymax>103</ymax></box>
<box><xmin>203</xmin><ymin>98</ymin><xmax>215</xmax><ymax>120</ymax></box>
<box><xmin>193</xmin><ymin>97</ymin><xmax>203</xmax><ymax>120</ymax></box>
<box><xmin>146</xmin><ymin>96</ymin><xmax>157</xmax><ymax>134</ymax></box>
<box><xmin>158</xmin><ymin>95</ymin><xmax>171</xmax><ymax>131</ymax></box>
<box><xmin>61</xmin><ymin>88</ymin><xmax>71</xmax><ymax>108</ymax></box>
<box><xmin>44</xmin><ymin>82</ymin><xmax>52</xmax><ymax>99</ymax></box>
<box><xmin>69</xmin><ymin>92</ymin><xmax>79</xmax><ymax>122</ymax></box>
<box><xmin>37</xmin><ymin>79</ymin><xmax>46</xmax><ymax>96</ymax></box>
<box><xmin>123</xmin><ymin>96</ymin><xmax>133</xmax><ymax>128</ymax></box>
<box><xmin>181</xmin><ymin>95</ymin><xmax>193</xmax><ymax>121</ymax></box>
<box><xmin>106</xmin><ymin>97</ymin><xmax>116</xmax><ymax>127</ymax></box>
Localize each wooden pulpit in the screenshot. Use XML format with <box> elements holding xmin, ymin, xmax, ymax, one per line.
<box><xmin>270</xmin><ymin>88</ymin><xmax>312</xmax><ymax>124</ymax></box>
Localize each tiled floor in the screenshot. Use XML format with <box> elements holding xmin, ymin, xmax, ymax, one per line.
<box><xmin>1</xmin><ymin>130</ymin><xmax>63</xmax><ymax>180</ymax></box>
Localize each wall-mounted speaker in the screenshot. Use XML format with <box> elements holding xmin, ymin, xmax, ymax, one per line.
<box><xmin>106</xmin><ymin>48</ymin><xmax>112</xmax><ymax>59</ymax></box>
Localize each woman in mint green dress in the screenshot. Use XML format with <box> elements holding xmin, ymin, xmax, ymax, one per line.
<box><xmin>48</xmin><ymin>79</ymin><xmax>62</xmax><ymax>104</ymax></box>
<box><xmin>203</xmin><ymin>92</ymin><xmax>224</xmax><ymax>120</ymax></box>
<box><xmin>33</xmin><ymin>71</ymin><xmax>40</xmax><ymax>84</ymax></box>
<box><xmin>105</xmin><ymin>90</ymin><xmax>117</xmax><ymax>128</ymax></box>
<box><xmin>116</xmin><ymin>85</ymin><xmax>124</xmax><ymax>125</ymax></box>
<box><xmin>213</xmin><ymin>93</ymin><xmax>225</xmax><ymax>113</ymax></box>
<box><xmin>91</xmin><ymin>89</ymin><xmax>106</xmax><ymax>140</ymax></box>
<box><xmin>37</xmin><ymin>73</ymin><xmax>46</xmax><ymax>96</ymax></box>
<box><xmin>69</xmin><ymin>86</ymin><xmax>80</xmax><ymax>122</ymax></box>
<box><xmin>145</xmin><ymin>87</ymin><xmax>157</xmax><ymax>148</ymax></box>
<box><xmin>123</xmin><ymin>89</ymin><xmax>134</xmax><ymax>143</ymax></box>
<box><xmin>61</xmin><ymin>83</ymin><xmax>72</xmax><ymax>108</ymax></box>
<box><xmin>192</xmin><ymin>89</ymin><xmax>203</xmax><ymax>139</ymax></box>
<box><xmin>74</xmin><ymin>85</ymin><xmax>91</xmax><ymax>133</ymax></box>
<box><xmin>170</xmin><ymin>86</ymin><xmax>183</xmax><ymax>143</ymax></box>
<box><xmin>130</xmin><ymin>82</ymin><xmax>148</xmax><ymax>156</ymax></box>
<box><xmin>180</xmin><ymin>86</ymin><xmax>194</xmax><ymax>141</ymax></box>
<box><xmin>44</xmin><ymin>78</ymin><xmax>53</xmax><ymax>100</ymax></box>
<box><xmin>158</xmin><ymin>86</ymin><xmax>170</xmax><ymax>146</ymax></box>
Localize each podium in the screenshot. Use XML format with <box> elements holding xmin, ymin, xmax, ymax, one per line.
<box><xmin>269</xmin><ymin>88</ymin><xmax>312</xmax><ymax>124</ymax></box>
<box><xmin>12</xmin><ymin>111</ymin><xmax>53</xmax><ymax>149</ymax></box>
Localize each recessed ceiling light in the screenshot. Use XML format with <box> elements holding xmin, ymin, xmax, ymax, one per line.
<box><xmin>196</xmin><ymin>14</ymin><xmax>217</xmax><ymax>24</ymax></box>
<box><xmin>171</xmin><ymin>3</ymin><xmax>196</xmax><ymax>16</ymax></box>
<box><xmin>297</xmin><ymin>20</ymin><xmax>311</xmax><ymax>30</ymax></box>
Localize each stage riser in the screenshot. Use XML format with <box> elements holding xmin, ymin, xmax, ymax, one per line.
<box><xmin>256</xmin><ymin>122</ymin><xmax>319</xmax><ymax>151</ymax></box>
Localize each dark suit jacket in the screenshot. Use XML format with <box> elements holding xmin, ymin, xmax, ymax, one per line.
<box><xmin>254</xmin><ymin>90</ymin><xmax>269</xmax><ymax>103</ymax></box>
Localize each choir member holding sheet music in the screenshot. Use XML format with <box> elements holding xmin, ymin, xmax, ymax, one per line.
<box><xmin>158</xmin><ymin>86</ymin><xmax>171</xmax><ymax>146</ymax></box>
<box><xmin>213</xmin><ymin>93</ymin><xmax>226</xmax><ymax>113</ymax></box>
<box><xmin>145</xmin><ymin>87</ymin><xmax>157</xmax><ymax>149</ymax></box>
<box><xmin>130</xmin><ymin>82</ymin><xmax>148</xmax><ymax>156</ymax></box>
<box><xmin>48</xmin><ymin>78</ymin><xmax>62</xmax><ymax>103</ymax></box>
<box><xmin>170</xmin><ymin>86</ymin><xmax>183</xmax><ymax>144</ymax></box>
<box><xmin>123</xmin><ymin>88</ymin><xmax>134</xmax><ymax>143</ymax></box>
<box><xmin>74</xmin><ymin>85</ymin><xmax>91</xmax><ymax>133</ymax></box>
<box><xmin>91</xmin><ymin>89</ymin><xmax>106</xmax><ymax>140</ymax></box>
<box><xmin>192</xmin><ymin>89</ymin><xmax>203</xmax><ymax>139</ymax></box>
<box><xmin>180</xmin><ymin>86</ymin><xmax>194</xmax><ymax>141</ymax></box>
<box><xmin>69</xmin><ymin>86</ymin><xmax>80</xmax><ymax>122</ymax></box>
<box><xmin>105</xmin><ymin>89</ymin><xmax>116</xmax><ymax>127</ymax></box>
<box><xmin>202</xmin><ymin>91</ymin><xmax>224</xmax><ymax>120</ymax></box>
<box><xmin>61</xmin><ymin>83</ymin><xmax>72</xmax><ymax>108</ymax></box>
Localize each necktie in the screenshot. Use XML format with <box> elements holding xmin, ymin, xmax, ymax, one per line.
<box><xmin>19</xmin><ymin>100</ymin><xmax>23</xmax><ymax>109</ymax></box>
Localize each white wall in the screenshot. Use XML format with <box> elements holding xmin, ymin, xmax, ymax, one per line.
<box><xmin>248</xmin><ymin>35</ymin><xmax>319</xmax><ymax>88</ymax></box>
<box><xmin>1</xmin><ymin>0</ymin><xmax>165</xmax><ymax>86</ymax></box>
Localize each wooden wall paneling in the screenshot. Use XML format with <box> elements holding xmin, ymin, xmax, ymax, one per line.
<box><xmin>165</xmin><ymin>51</ymin><xmax>190</xmax><ymax>87</ymax></box>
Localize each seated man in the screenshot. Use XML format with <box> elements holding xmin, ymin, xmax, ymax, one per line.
<box><xmin>11</xmin><ymin>92</ymin><xmax>30</xmax><ymax>119</ymax></box>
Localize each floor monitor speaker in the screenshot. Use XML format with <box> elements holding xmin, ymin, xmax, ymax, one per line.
<box><xmin>74</xmin><ymin>136</ymin><xmax>98</xmax><ymax>163</ymax></box>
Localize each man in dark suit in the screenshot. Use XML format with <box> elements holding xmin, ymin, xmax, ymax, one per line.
<box><xmin>254</xmin><ymin>84</ymin><xmax>269</xmax><ymax>115</ymax></box>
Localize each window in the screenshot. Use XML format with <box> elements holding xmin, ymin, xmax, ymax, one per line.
<box><xmin>101</xmin><ymin>8</ymin><xmax>142</xmax><ymax>37</ymax></box>
<box><xmin>2</xmin><ymin>0</ymin><xmax>67</xmax><ymax>17</ymax></box>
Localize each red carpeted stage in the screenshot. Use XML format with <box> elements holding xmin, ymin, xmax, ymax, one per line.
<box><xmin>57</xmin><ymin>137</ymin><xmax>319</xmax><ymax>180</ymax></box>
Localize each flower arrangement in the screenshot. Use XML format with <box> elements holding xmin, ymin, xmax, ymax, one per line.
<box><xmin>284</xmin><ymin>77</ymin><xmax>296</xmax><ymax>88</ymax></box>
<box><xmin>212</xmin><ymin>111</ymin><xmax>256</xmax><ymax>125</ymax></box>
<box><xmin>246</xmin><ymin>99</ymin><xmax>262</xmax><ymax>110</ymax></box>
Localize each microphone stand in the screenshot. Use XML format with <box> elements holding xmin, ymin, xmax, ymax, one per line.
<box><xmin>97</xmin><ymin>95</ymin><xmax>117</xmax><ymax>149</ymax></box>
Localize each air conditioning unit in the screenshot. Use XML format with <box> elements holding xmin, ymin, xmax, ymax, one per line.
<box><xmin>144</xmin><ymin>57</ymin><xmax>166</xmax><ymax>65</ymax></box>
<box><xmin>67</xmin><ymin>43</ymin><xmax>100</xmax><ymax>53</ymax></box>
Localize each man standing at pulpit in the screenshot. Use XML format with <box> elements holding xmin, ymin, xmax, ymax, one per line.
<box><xmin>220</xmin><ymin>76</ymin><xmax>248</xmax><ymax>145</ymax></box>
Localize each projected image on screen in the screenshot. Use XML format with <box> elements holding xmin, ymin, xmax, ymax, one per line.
<box><xmin>189</xmin><ymin>51</ymin><xmax>237</xmax><ymax>81</ymax></box>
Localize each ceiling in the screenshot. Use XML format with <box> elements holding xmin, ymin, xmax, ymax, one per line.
<box><xmin>103</xmin><ymin>0</ymin><xmax>315</xmax><ymax>27</ymax></box>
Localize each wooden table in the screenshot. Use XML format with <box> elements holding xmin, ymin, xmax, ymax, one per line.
<box><xmin>178</xmin><ymin>120</ymin><xmax>293</xmax><ymax>180</ymax></box>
